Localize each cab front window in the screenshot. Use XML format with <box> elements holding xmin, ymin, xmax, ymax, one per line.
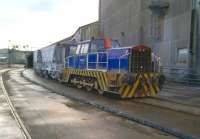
<box><xmin>112</xmin><ymin>40</ymin><xmax>120</xmax><ymax>48</ymax></box>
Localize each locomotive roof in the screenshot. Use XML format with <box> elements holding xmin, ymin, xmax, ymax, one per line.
<box><xmin>132</xmin><ymin>45</ymin><xmax>151</xmax><ymax>50</ymax></box>
<box><xmin>76</xmin><ymin>38</ymin><xmax>119</xmax><ymax>44</ymax></box>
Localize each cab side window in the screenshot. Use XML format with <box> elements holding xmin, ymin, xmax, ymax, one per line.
<box><xmin>112</xmin><ymin>40</ymin><xmax>120</xmax><ymax>48</ymax></box>
<box><xmin>69</xmin><ymin>45</ymin><xmax>77</xmax><ymax>56</ymax></box>
<box><xmin>91</xmin><ymin>40</ymin><xmax>104</xmax><ymax>52</ymax></box>
<box><xmin>76</xmin><ymin>44</ymin><xmax>81</xmax><ymax>54</ymax></box>
<box><xmin>80</xmin><ymin>43</ymin><xmax>89</xmax><ymax>54</ymax></box>
<box><xmin>90</xmin><ymin>42</ymin><xmax>98</xmax><ymax>53</ymax></box>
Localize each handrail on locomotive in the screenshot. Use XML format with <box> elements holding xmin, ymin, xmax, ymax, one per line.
<box><xmin>66</xmin><ymin>52</ymin><xmax>162</xmax><ymax>73</ymax></box>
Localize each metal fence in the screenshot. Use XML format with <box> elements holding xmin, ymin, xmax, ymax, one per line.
<box><xmin>162</xmin><ymin>66</ymin><xmax>200</xmax><ymax>86</ymax></box>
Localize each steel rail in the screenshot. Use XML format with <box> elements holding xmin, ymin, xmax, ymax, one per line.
<box><xmin>0</xmin><ymin>75</ymin><xmax>32</xmax><ymax>139</ymax></box>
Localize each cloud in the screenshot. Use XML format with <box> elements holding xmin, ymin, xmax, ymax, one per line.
<box><xmin>29</xmin><ymin>0</ymin><xmax>65</xmax><ymax>12</ymax></box>
<box><xmin>0</xmin><ymin>0</ymin><xmax>99</xmax><ymax>49</ymax></box>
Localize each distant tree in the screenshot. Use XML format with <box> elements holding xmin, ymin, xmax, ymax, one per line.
<box><xmin>11</xmin><ymin>45</ymin><xmax>19</xmax><ymax>50</ymax></box>
<box><xmin>22</xmin><ymin>45</ymin><xmax>30</xmax><ymax>51</ymax></box>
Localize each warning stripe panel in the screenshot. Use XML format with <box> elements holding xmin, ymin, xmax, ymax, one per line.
<box><xmin>121</xmin><ymin>85</ymin><xmax>131</xmax><ymax>98</ymax></box>
<box><xmin>119</xmin><ymin>84</ymin><xmax>126</xmax><ymax>94</ymax></box>
<box><xmin>96</xmin><ymin>72</ymin><xmax>104</xmax><ymax>90</ymax></box>
<box><xmin>63</xmin><ymin>69</ymin><xmax>161</xmax><ymax>98</ymax></box>
<box><xmin>127</xmin><ymin>79</ymin><xmax>140</xmax><ymax>98</ymax></box>
<box><xmin>99</xmin><ymin>72</ymin><xmax>106</xmax><ymax>90</ymax></box>
<box><xmin>144</xmin><ymin>73</ymin><xmax>156</xmax><ymax>96</ymax></box>
<box><xmin>103</xmin><ymin>73</ymin><xmax>108</xmax><ymax>86</ymax></box>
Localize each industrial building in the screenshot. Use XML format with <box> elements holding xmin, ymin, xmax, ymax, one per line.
<box><xmin>0</xmin><ymin>49</ymin><xmax>30</xmax><ymax>64</ymax></box>
<box><xmin>99</xmin><ymin>0</ymin><xmax>200</xmax><ymax>78</ymax></box>
<box><xmin>57</xmin><ymin>21</ymin><xmax>100</xmax><ymax>45</ymax></box>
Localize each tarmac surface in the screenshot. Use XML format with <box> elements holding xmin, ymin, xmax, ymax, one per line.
<box><xmin>3</xmin><ymin>69</ymin><xmax>177</xmax><ymax>139</ymax></box>
<box><xmin>0</xmin><ymin>69</ymin><xmax>24</xmax><ymax>139</ymax></box>
<box><xmin>22</xmin><ymin>69</ymin><xmax>200</xmax><ymax>139</ymax></box>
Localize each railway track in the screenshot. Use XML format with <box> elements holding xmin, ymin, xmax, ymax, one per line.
<box><xmin>0</xmin><ymin>73</ymin><xmax>32</xmax><ymax>139</ymax></box>
<box><xmin>131</xmin><ymin>97</ymin><xmax>200</xmax><ymax>116</ymax></box>
<box><xmin>3</xmin><ymin>68</ymin><xmax>178</xmax><ymax>138</ymax></box>
<box><xmin>21</xmin><ymin>69</ymin><xmax>199</xmax><ymax>139</ymax></box>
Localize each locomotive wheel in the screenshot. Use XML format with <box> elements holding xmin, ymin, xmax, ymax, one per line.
<box><xmin>44</xmin><ymin>73</ymin><xmax>48</xmax><ymax>79</ymax></box>
<box><xmin>85</xmin><ymin>78</ymin><xmax>94</xmax><ymax>92</ymax></box>
<box><xmin>94</xmin><ymin>81</ymin><xmax>104</xmax><ymax>95</ymax></box>
<box><xmin>76</xmin><ymin>84</ymin><xmax>83</xmax><ymax>89</ymax></box>
<box><xmin>86</xmin><ymin>86</ymin><xmax>93</xmax><ymax>92</ymax></box>
<box><xmin>97</xmin><ymin>89</ymin><xmax>104</xmax><ymax>95</ymax></box>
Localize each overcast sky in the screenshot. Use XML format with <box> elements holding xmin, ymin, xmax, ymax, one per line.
<box><xmin>0</xmin><ymin>0</ymin><xmax>99</xmax><ymax>50</ymax></box>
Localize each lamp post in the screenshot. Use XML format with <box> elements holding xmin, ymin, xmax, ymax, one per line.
<box><xmin>8</xmin><ymin>40</ymin><xmax>11</xmax><ymax>68</ymax></box>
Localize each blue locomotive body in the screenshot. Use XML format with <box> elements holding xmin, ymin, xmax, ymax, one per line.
<box><xmin>66</xmin><ymin>38</ymin><xmax>130</xmax><ymax>73</ymax></box>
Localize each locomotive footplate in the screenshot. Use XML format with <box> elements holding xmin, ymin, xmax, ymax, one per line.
<box><xmin>62</xmin><ymin>68</ymin><xmax>162</xmax><ymax>99</ymax></box>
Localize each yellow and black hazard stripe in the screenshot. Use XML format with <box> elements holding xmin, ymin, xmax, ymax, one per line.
<box><xmin>120</xmin><ymin>77</ymin><xmax>141</xmax><ymax>98</ymax></box>
<box><xmin>63</xmin><ymin>68</ymin><xmax>109</xmax><ymax>91</ymax></box>
<box><xmin>120</xmin><ymin>73</ymin><xmax>160</xmax><ymax>98</ymax></box>
<box><xmin>63</xmin><ymin>69</ymin><xmax>161</xmax><ymax>99</ymax></box>
<box><xmin>144</xmin><ymin>73</ymin><xmax>156</xmax><ymax>96</ymax></box>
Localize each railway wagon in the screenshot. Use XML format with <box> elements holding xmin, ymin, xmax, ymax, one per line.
<box><xmin>33</xmin><ymin>43</ymin><xmax>74</xmax><ymax>80</ymax></box>
<box><xmin>26</xmin><ymin>52</ymin><xmax>33</xmax><ymax>68</ymax></box>
<box><xmin>62</xmin><ymin>38</ymin><xmax>163</xmax><ymax>98</ymax></box>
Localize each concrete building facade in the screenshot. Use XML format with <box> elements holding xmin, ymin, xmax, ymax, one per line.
<box><xmin>99</xmin><ymin>0</ymin><xmax>200</xmax><ymax>77</ymax></box>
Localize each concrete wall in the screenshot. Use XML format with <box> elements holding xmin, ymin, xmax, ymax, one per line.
<box><xmin>100</xmin><ymin>0</ymin><xmax>197</xmax><ymax>74</ymax></box>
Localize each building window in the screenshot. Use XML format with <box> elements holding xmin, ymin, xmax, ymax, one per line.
<box><xmin>197</xmin><ymin>0</ymin><xmax>200</xmax><ymax>7</ymax></box>
<box><xmin>177</xmin><ymin>48</ymin><xmax>188</xmax><ymax>64</ymax></box>
<box><xmin>193</xmin><ymin>0</ymin><xmax>200</xmax><ymax>8</ymax></box>
<box><xmin>150</xmin><ymin>14</ymin><xmax>162</xmax><ymax>41</ymax></box>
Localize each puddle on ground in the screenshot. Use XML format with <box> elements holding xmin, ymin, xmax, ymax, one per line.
<box><xmin>64</xmin><ymin>101</ymin><xmax>81</xmax><ymax>108</ymax></box>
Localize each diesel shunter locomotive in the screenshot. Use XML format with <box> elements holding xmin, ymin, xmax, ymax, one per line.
<box><xmin>61</xmin><ymin>38</ymin><xmax>163</xmax><ymax>98</ymax></box>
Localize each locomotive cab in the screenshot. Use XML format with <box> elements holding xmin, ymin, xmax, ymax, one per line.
<box><xmin>66</xmin><ymin>38</ymin><xmax>120</xmax><ymax>69</ymax></box>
